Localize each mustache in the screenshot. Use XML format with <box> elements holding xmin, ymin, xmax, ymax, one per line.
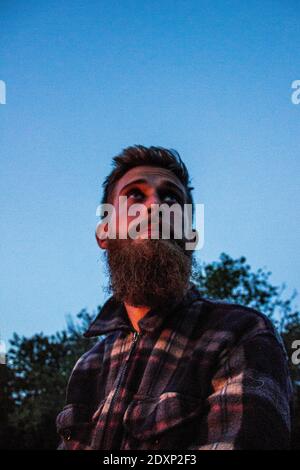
<box><xmin>128</xmin><ymin>215</ymin><xmax>179</xmax><ymax>240</ymax></box>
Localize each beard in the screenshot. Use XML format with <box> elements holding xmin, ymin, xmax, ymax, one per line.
<box><xmin>104</xmin><ymin>237</ymin><xmax>192</xmax><ymax>310</ymax></box>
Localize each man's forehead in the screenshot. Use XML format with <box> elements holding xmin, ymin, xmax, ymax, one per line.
<box><xmin>114</xmin><ymin>165</ymin><xmax>185</xmax><ymax>193</ymax></box>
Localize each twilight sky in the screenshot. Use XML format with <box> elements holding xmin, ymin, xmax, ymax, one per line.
<box><xmin>1</xmin><ymin>0</ymin><xmax>299</xmax><ymax>345</ymax></box>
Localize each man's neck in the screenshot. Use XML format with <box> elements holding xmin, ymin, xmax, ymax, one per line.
<box><xmin>124</xmin><ymin>302</ymin><xmax>151</xmax><ymax>333</ymax></box>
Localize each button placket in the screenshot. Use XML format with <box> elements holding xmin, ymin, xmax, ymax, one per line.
<box><xmin>62</xmin><ymin>428</ymin><xmax>72</xmax><ymax>441</ymax></box>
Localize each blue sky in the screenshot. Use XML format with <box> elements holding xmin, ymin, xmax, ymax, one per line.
<box><xmin>1</xmin><ymin>0</ymin><xmax>299</xmax><ymax>345</ymax></box>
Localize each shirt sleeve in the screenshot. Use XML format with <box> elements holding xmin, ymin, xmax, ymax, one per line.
<box><xmin>188</xmin><ymin>331</ymin><xmax>293</xmax><ymax>450</ymax></box>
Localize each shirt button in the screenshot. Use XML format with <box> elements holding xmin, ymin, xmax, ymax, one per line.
<box><xmin>63</xmin><ymin>428</ymin><xmax>72</xmax><ymax>441</ymax></box>
<box><xmin>154</xmin><ymin>439</ymin><xmax>159</xmax><ymax>445</ymax></box>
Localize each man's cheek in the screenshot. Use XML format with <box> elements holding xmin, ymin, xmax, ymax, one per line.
<box><xmin>117</xmin><ymin>217</ymin><xmax>129</xmax><ymax>239</ymax></box>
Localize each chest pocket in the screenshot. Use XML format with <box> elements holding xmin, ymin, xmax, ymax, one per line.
<box><xmin>122</xmin><ymin>392</ymin><xmax>204</xmax><ymax>450</ymax></box>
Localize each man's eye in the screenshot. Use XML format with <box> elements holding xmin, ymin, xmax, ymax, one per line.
<box><xmin>162</xmin><ymin>193</ymin><xmax>179</xmax><ymax>204</ymax></box>
<box><xmin>127</xmin><ymin>189</ymin><xmax>144</xmax><ymax>200</ymax></box>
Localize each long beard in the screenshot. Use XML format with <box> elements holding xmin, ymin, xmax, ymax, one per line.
<box><xmin>104</xmin><ymin>237</ymin><xmax>192</xmax><ymax>310</ymax></box>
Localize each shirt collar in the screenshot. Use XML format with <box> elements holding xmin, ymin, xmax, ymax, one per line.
<box><xmin>83</xmin><ymin>282</ymin><xmax>200</xmax><ymax>337</ymax></box>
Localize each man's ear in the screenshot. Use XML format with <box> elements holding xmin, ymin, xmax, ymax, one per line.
<box><xmin>95</xmin><ymin>221</ymin><xmax>108</xmax><ymax>249</ymax></box>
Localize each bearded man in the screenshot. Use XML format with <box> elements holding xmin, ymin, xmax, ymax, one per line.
<box><xmin>56</xmin><ymin>145</ymin><xmax>293</xmax><ymax>450</ymax></box>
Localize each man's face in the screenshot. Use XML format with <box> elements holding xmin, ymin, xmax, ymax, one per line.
<box><xmin>99</xmin><ymin>165</ymin><xmax>193</xmax><ymax>309</ymax></box>
<box><xmin>111</xmin><ymin>165</ymin><xmax>189</xmax><ymax>242</ymax></box>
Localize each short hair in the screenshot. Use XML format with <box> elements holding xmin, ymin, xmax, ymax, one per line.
<box><xmin>101</xmin><ymin>145</ymin><xmax>194</xmax><ymax>212</ymax></box>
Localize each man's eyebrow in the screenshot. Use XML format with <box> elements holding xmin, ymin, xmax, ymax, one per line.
<box><xmin>119</xmin><ymin>178</ymin><xmax>186</xmax><ymax>198</ymax></box>
<box><xmin>160</xmin><ymin>180</ymin><xmax>185</xmax><ymax>198</ymax></box>
<box><xmin>119</xmin><ymin>179</ymin><xmax>148</xmax><ymax>193</ymax></box>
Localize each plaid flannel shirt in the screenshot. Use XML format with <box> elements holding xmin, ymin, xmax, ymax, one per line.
<box><xmin>56</xmin><ymin>283</ymin><xmax>293</xmax><ymax>450</ymax></box>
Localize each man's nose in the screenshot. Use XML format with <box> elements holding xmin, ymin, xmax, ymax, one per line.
<box><xmin>145</xmin><ymin>193</ymin><xmax>162</xmax><ymax>212</ymax></box>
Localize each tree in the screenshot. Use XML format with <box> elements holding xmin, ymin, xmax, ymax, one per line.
<box><xmin>2</xmin><ymin>310</ymin><xmax>97</xmax><ymax>449</ymax></box>
<box><xmin>192</xmin><ymin>252</ymin><xmax>299</xmax><ymax>332</ymax></box>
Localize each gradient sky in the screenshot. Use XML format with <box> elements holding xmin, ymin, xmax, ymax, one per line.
<box><xmin>1</xmin><ymin>0</ymin><xmax>299</xmax><ymax>346</ymax></box>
